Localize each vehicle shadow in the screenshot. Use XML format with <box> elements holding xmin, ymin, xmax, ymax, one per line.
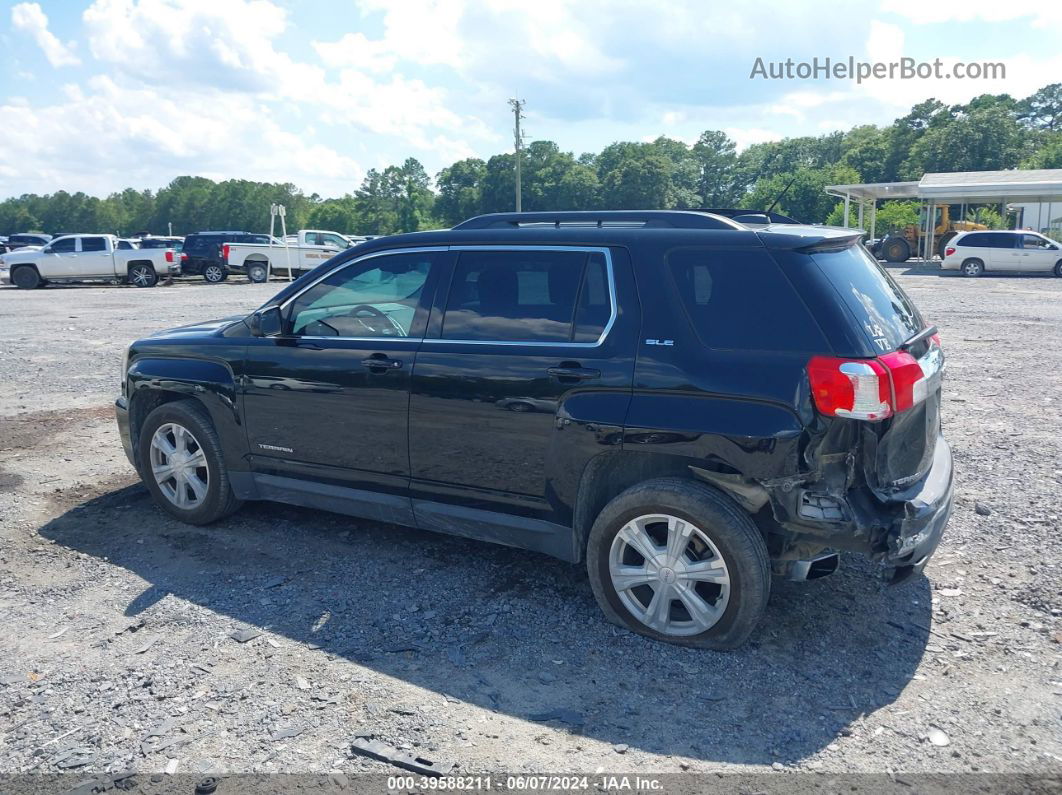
<box><xmin>40</xmin><ymin>484</ymin><xmax>931</xmax><ymax>766</ymax></box>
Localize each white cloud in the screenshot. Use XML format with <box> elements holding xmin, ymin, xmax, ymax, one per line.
<box><xmin>0</xmin><ymin>75</ymin><xmax>365</xmax><ymax>197</ymax></box>
<box><xmin>724</xmin><ymin>127</ymin><xmax>784</xmax><ymax>151</ymax></box>
<box><xmin>881</xmin><ymin>0</ymin><xmax>1062</xmax><ymax>27</ymax></box>
<box><xmin>10</xmin><ymin>2</ymin><xmax>80</xmax><ymax>67</ymax></box>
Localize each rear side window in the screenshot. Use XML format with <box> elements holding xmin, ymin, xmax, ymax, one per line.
<box><xmin>442</xmin><ymin>249</ymin><xmax>610</xmax><ymax>343</ymax></box>
<box><xmin>811</xmin><ymin>246</ymin><xmax>921</xmax><ymax>352</ymax></box>
<box><xmin>963</xmin><ymin>233</ymin><xmax>1015</xmax><ymax>249</ymax></box>
<box><xmin>81</xmin><ymin>237</ymin><xmax>107</xmax><ymax>252</ymax></box>
<box><xmin>667</xmin><ymin>247</ymin><xmax>826</xmax><ymax>352</ymax></box>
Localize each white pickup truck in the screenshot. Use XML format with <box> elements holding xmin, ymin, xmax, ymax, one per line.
<box><xmin>0</xmin><ymin>234</ymin><xmax>180</xmax><ymax>289</ymax></box>
<box><xmin>223</xmin><ymin>229</ymin><xmax>355</xmax><ymax>282</ymax></box>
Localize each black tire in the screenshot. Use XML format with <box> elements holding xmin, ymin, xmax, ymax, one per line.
<box><xmin>137</xmin><ymin>398</ymin><xmax>243</xmax><ymax>525</ymax></box>
<box><xmin>961</xmin><ymin>258</ymin><xmax>984</xmax><ymax>277</ymax></box>
<box><xmin>203</xmin><ymin>264</ymin><xmax>228</xmax><ymax>283</ymax></box>
<box><xmin>1054</xmin><ymin>260</ymin><xmax>1062</xmax><ymax>278</ymax></box>
<box><xmin>246</xmin><ymin>263</ymin><xmax>268</xmax><ymax>283</ymax></box>
<box><xmin>937</xmin><ymin>232</ymin><xmax>956</xmax><ymax>259</ymax></box>
<box><xmin>128</xmin><ymin>263</ymin><xmax>157</xmax><ymax>288</ymax></box>
<box><xmin>586</xmin><ymin>477</ymin><xmax>770</xmax><ymax>650</ymax></box>
<box><xmin>882</xmin><ymin>237</ymin><xmax>910</xmax><ymax>263</ymax></box>
<box><xmin>11</xmin><ymin>265</ymin><xmax>41</xmax><ymax>289</ymax></box>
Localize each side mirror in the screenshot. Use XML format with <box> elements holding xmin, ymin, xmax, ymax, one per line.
<box><xmin>42</xmin><ymin>246</ymin><xmax>53</xmax><ymax>254</ymax></box>
<box><xmin>250</xmin><ymin>306</ymin><xmax>284</xmax><ymax>337</ymax></box>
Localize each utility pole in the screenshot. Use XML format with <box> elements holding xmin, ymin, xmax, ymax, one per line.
<box><xmin>508</xmin><ymin>97</ymin><xmax>525</xmax><ymax>212</ymax></box>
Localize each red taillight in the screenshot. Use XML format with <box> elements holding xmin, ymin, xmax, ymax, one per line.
<box><xmin>944</xmin><ymin>246</ymin><xmax>956</xmax><ymax>257</ymax></box>
<box><xmin>222</xmin><ymin>243</ymin><xmax>230</xmax><ymax>261</ymax></box>
<box><xmin>808</xmin><ymin>356</ymin><xmax>892</xmax><ymax>420</ymax></box>
<box><xmin>165</xmin><ymin>250</ymin><xmax>174</xmax><ymax>263</ymax></box>
<box><xmin>808</xmin><ymin>335</ymin><xmax>943</xmax><ymax>422</ymax></box>
<box><xmin>180</xmin><ymin>251</ymin><xmax>187</xmax><ymax>260</ymax></box>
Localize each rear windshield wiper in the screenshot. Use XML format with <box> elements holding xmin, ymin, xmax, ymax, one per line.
<box><xmin>900</xmin><ymin>325</ymin><xmax>938</xmax><ymax>351</ymax></box>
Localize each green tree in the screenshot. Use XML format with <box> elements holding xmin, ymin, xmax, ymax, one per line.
<box><xmin>902</xmin><ymin>106</ymin><xmax>1028</xmax><ymax>176</ymax></box>
<box><xmin>1018</xmin><ymin>83</ymin><xmax>1062</xmax><ymax>131</ymax></box>
<box><xmin>434</xmin><ymin>158</ymin><xmax>486</xmax><ymax>225</ymax></box>
<box><xmin>692</xmin><ymin>130</ymin><xmax>737</xmax><ymax>206</ymax></box>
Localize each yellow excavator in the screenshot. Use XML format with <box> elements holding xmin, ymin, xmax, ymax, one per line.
<box><xmin>879</xmin><ymin>205</ymin><xmax>988</xmax><ymax>262</ymax></box>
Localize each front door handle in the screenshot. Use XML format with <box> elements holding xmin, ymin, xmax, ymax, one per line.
<box><xmin>361</xmin><ymin>355</ymin><xmax>403</xmax><ymax>371</ymax></box>
<box><xmin>547</xmin><ymin>366</ymin><xmax>600</xmax><ymax>382</ymax></box>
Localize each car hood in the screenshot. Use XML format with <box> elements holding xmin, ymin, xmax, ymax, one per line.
<box><xmin>149</xmin><ymin>316</ymin><xmax>244</xmax><ymax>338</ymax></box>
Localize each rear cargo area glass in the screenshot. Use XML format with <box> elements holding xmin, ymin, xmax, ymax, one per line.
<box><xmin>811</xmin><ymin>247</ymin><xmax>921</xmax><ymax>353</ymax></box>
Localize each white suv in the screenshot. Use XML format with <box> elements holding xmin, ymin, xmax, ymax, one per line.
<box><xmin>941</xmin><ymin>230</ymin><xmax>1062</xmax><ymax>277</ymax></box>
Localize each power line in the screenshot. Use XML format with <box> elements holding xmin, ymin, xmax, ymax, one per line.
<box><xmin>508</xmin><ymin>97</ymin><xmax>526</xmax><ymax>212</ymax></box>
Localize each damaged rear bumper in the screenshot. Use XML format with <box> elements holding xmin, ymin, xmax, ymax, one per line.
<box><xmin>881</xmin><ymin>435</ymin><xmax>953</xmax><ymax>583</ymax></box>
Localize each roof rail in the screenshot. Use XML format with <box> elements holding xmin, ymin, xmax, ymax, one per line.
<box><xmin>452</xmin><ymin>211</ymin><xmax>744</xmax><ymax>231</ymax></box>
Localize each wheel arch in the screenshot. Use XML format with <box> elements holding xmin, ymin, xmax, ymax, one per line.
<box><xmin>126</xmin><ymin>357</ymin><xmax>246</xmax><ymax>471</ymax></box>
<box><xmin>126</xmin><ymin>259</ymin><xmax>156</xmax><ymax>271</ymax></box>
<box><xmin>572</xmin><ymin>450</ymin><xmax>768</xmax><ymax>563</ymax></box>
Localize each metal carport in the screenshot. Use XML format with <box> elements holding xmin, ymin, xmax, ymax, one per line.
<box><xmin>826</xmin><ymin>169</ymin><xmax>1062</xmax><ymax>260</ymax></box>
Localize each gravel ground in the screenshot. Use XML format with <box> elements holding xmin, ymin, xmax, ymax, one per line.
<box><xmin>0</xmin><ymin>270</ymin><xmax>1060</xmax><ymax>784</ymax></box>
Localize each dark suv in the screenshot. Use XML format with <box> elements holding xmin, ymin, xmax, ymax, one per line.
<box><xmin>181</xmin><ymin>232</ymin><xmax>272</xmax><ymax>283</ymax></box>
<box><xmin>115</xmin><ymin>211</ymin><xmax>953</xmax><ymax>649</ymax></box>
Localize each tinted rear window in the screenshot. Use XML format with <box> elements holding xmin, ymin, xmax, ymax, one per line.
<box><xmin>962</xmin><ymin>232</ymin><xmax>1015</xmax><ymax>248</ymax></box>
<box><xmin>667</xmin><ymin>247</ymin><xmax>827</xmax><ymax>352</ymax></box>
<box><xmin>811</xmin><ymin>246</ymin><xmax>921</xmax><ymax>352</ymax></box>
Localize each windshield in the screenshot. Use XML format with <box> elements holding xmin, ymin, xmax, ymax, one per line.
<box><xmin>812</xmin><ymin>246</ymin><xmax>922</xmax><ymax>352</ymax></box>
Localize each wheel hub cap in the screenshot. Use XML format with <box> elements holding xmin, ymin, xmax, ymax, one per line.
<box><xmin>608</xmin><ymin>513</ymin><xmax>731</xmax><ymax>637</ymax></box>
<box><xmin>149</xmin><ymin>422</ymin><xmax>209</xmax><ymax>510</ymax></box>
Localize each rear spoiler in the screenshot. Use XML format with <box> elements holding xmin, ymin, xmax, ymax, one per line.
<box><xmin>756</xmin><ymin>225</ymin><xmax>865</xmax><ymax>252</ymax></box>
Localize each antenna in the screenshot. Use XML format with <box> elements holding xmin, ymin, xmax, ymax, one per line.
<box><xmin>765</xmin><ymin>174</ymin><xmax>797</xmax><ymax>217</ymax></box>
<box><xmin>508</xmin><ymin>97</ymin><xmax>526</xmax><ymax>212</ymax></box>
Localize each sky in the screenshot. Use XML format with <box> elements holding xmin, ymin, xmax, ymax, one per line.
<box><xmin>0</xmin><ymin>0</ymin><xmax>1059</xmax><ymax>199</ymax></box>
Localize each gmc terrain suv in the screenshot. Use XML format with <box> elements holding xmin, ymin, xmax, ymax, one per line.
<box><xmin>116</xmin><ymin>211</ymin><xmax>953</xmax><ymax>649</ymax></box>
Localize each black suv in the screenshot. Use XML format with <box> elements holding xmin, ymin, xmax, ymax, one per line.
<box><xmin>181</xmin><ymin>232</ymin><xmax>271</xmax><ymax>283</ymax></box>
<box><xmin>116</xmin><ymin>211</ymin><xmax>953</xmax><ymax>649</ymax></box>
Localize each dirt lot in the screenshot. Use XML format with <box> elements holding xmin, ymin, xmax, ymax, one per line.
<box><xmin>0</xmin><ymin>271</ymin><xmax>1060</xmax><ymax>784</ymax></box>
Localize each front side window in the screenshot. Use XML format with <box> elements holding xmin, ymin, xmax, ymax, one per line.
<box><xmin>287</xmin><ymin>251</ymin><xmax>437</xmax><ymax>338</ymax></box>
<box><xmin>49</xmin><ymin>237</ymin><xmax>76</xmax><ymax>253</ymax></box>
<box><xmin>1023</xmin><ymin>234</ymin><xmax>1051</xmax><ymax>249</ymax></box>
<box><xmin>441</xmin><ymin>249</ymin><xmax>609</xmax><ymax>343</ymax></box>
<box><xmin>321</xmin><ymin>234</ymin><xmax>348</xmax><ymax>248</ymax></box>
<box><xmin>81</xmin><ymin>237</ymin><xmax>107</xmax><ymax>252</ymax></box>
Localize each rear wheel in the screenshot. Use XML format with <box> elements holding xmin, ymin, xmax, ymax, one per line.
<box><xmin>882</xmin><ymin>237</ymin><xmax>911</xmax><ymax>263</ymax></box>
<box><xmin>961</xmin><ymin>258</ymin><xmax>985</xmax><ymax>277</ymax></box>
<box><xmin>129</xmin><ymin>263</ymin><xmax>157</xmax><ymax>287</ymax></box>
<box><xmin>137</xmin><ymin>399</ymin><xmax>243</xmax><ymax>524</ymax></box>
<box><xmin>586</xmin><ymin>478</ymin><xmax>770</xmax><ymax>650</ymax></box>
<box><xmin>11</xmin><ymin>265</ymin><xmax>41</xmax><ymax>289</ymax></box>
<box><xmin>937</xmin><ymin>232</ymin><xmax>956</xmax><ymax>259</ymax></box>
<box><xmin>247</xmin><ymin>262</ymin><xmax>268</xmax><ymax>283</ymax></box>
<box><xmin>203</xmin><ymin>264</ymin><xmax>227</xmax><ymax>284</ymax></box>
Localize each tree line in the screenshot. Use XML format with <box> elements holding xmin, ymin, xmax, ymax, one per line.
<box><xmin>1</xmin><ymin>83</ymin><xmax>1058</xmax><ymax>238</ymax></box>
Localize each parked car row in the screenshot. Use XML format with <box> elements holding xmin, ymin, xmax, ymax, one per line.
<box><xmin>0</xmin><ymin>228</ymin><xmax>362</xmax><ymax>288</ymax></box>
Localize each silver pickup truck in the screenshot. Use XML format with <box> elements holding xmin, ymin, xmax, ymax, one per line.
<box><xmin>0</xmin><ymin>234</ymin><xmax>180</xmax><ymax>289</ymax></box>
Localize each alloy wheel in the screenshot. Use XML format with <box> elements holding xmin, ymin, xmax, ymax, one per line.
<box><xmin>149</xmin><ymin>422</ymin><xmax>210</xmax><ymax>509</ymax></box>
<box><xmin>131</xmin><ymin>266</ymin><xmax>154</xmax><ymax>286</ymax></box>
<box><xmin>204</xmin><ymin>265</ymin><xmax>224</xmax><ymax>282</ymax></box>
<box><xmin>608</xmin><ymin>513</ymin><xmax>731</xmax><ymax>636</ymax></box>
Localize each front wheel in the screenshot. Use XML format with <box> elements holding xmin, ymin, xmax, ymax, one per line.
<box><xmin>203</xmin><ymin>264</ymin><xmax>228</xmax><ymax>283</ymax></box>
<box><xmin>586</xmin><ymin>478</ymin><xmax>770</xmax><ymax>650</ymax></box>
<box><xmin>129</xmin><ymin>264</ymin><xmax>157</xmax><ymax>287</ymax></box>
<box><xmin>247</xmin><ymin>263</ymin><xmax>268</xmax><ymax>283</ymax></box>
<box><xmin>11</xmin><ymin>265</ymin><xmax>42</xmax><ymax>289</ymax></box>
<box><xmin>137</xmin><ymin>399</ymin><xmax>243</xmax><ymax>524</ymax></box>
<box><xmin>1054</xmin><ymin>260</ymin><xmax>1062</xmax><ymax>277</ymax></box>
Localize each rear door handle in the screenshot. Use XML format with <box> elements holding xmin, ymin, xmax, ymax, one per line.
<box><xmin>361</xmin><ymin>355</ymin><xmax>403</xmax><ymax>371</ymax></box>
<box><xmin>547</xmin><ymin>366</ymin><xmax>600</xmax><ymax>381</ymax></box>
